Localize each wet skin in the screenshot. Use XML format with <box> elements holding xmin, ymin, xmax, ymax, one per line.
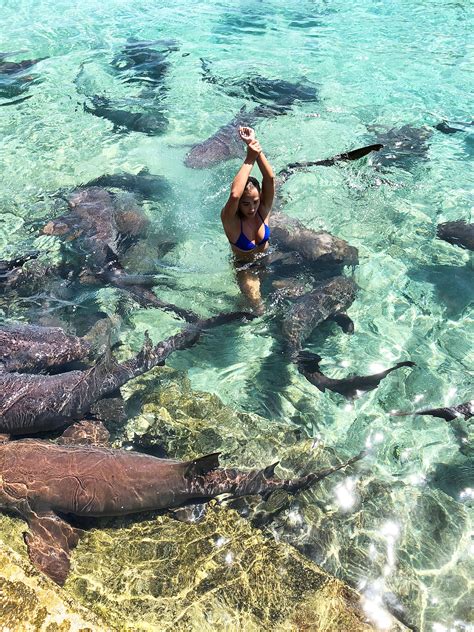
<box><xmin>227</xmin><ymin>190</ymin><xmax>270</xmax><ymax>312</ymax></box>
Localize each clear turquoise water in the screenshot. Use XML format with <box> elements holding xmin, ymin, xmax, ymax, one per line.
<box><xmin>1</xmin><ymin>0</ymin><xmax>473</xmax><ymax>630</ymax></box>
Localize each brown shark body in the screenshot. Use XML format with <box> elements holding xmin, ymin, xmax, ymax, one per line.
<box><xmin>184</xmin><ymin>107</ymin><xmax>274</xmax><ymax>169</ymax></box>
<box><xmin>42</xmin><ymin>187</ymin><xmax>200</xmax><ymax>322</ymax></box>
<box><xmin>42</xmin><ymin>187</ymin><xmax>137</xmax><ymax>273</ymax></box>
<box><xmin>281</xmin><ymin>277</ymin><xmax>415</xmax><ymax>397</ymax></box>
<box><xmin>437</xmin><ymin>220</ymin><xmax>474</xmax><ymax>251</ymax></box>
<box><xmin>0</xmin><ymin>435</ymin><xmax>363</xmax><ymax>585</ymax></box>
<box><xmin>0</xmin><ymin>323</ymin><xmax>91</xmax><ymax>373</ymax></box>
<box><xmin>281</xmin><ymin>276</ymin><xmax>357</xmax><ymax>360</ymax></box>
<box><xmin>0</xmin><ymin>312</ymin><xmax>251</xmax><ymax>436</ymax></box>
<box><xmin>270</xmin><ymin>213</ymin><xmax>359</xmax><ymax>267</ymax></box>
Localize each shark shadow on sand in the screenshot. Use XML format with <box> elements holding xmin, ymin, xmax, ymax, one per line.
<box><xmin>406</xmin><ymin>263</ymin><xmax>473</xmax><ymax>319</ymax></box>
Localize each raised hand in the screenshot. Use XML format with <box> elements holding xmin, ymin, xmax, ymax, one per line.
<box><xmin>246</xmin><ymin>138</ymin><xmax>262</xmax><ymax>158</ymax></box>
<box><xmin>239</xmin><ymin>126</ymin><xmax>256</xmax><ymax>145</ymax></box>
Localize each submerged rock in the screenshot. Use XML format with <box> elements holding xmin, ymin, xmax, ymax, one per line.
<box><xmin>0</xmin><ymin>362</ymin><xmax>408</xmax><ymax>630</ymax></box>
<box><xmin>119</xmin><ymin>367</ymin><xmax>471</xmax><ymax>631</ymax></box>
<box><xmin>120</xmin><ymin>366</ymin><xmax>301</xmax><ymax>466</ymax></box>
<box><xmin>0</xmin><ymin>506</ymin><xmax>375</xmax><ymax>632</ymax></box>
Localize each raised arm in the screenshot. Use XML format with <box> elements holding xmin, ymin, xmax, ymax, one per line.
<box><xmin>221</xmin><ymin>129</ymin><xmax>261</xmax><ymax>221</ymax></box>
<box><xmin>256</xmin><ymin>150</ymin><xmax>275</xmax><ymax>219</ymax></box>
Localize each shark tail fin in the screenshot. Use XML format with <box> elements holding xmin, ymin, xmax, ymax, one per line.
<box><xmin>393</xmin><ymin>361</ymin><xmax>416</xmax><ymax>370</ymax></box>
<box><xmin>392</xmin><ymin>406</ymin><xmax>458</xmax><ymax>422</ymax></box>
<box><xmin>296</xmin><ymin>351</ymin><xmax>323</xmax><ymax>373</ymax></box>
<box><xmin>278</xmin><ymin>143</ymin><xmax>384</xmax><ymax>179</ymax></box>
<box><xmin>337</xmin><ymin>143</ymin><xmax>383</xmax><ymax>162</ymax></box>
<box><xmin>258</xmin><ymin>451</ymin><xmax>366</xmax><ymax>502</ymax></box>
<box><xmin>184</xmin><ymin>452</ymin><xmax>221</xmax><ymax>479</ymax></box>
<box><xmin>287</xmin><ymin>450</ymin><xmax>367</xmax><ymax>493</ymax></box>
<box><xmin>198</xmin><ymin>311</ymin><xmax>256</xmax><ymax>330</ymax></box>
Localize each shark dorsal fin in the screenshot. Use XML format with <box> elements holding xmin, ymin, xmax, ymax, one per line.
<box><xmin>263</xmin><ymin>462</ymin><xmax>279</xmax><ymax>478</ymax></box>
<box><xmin>184</xmin><ymin>452</ymin><xmax>220</xmax><ymax>478</ymax></box>
<box><xmin>136</xmin><ymin>330</ymin><xmax>153</xmax><ymax>364</ymax></box>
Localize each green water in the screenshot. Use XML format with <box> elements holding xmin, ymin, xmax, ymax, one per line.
<box><xmin>0</xmin><ymin>0</ymin><xmax>473</xmax><ymax>630</ymax></box>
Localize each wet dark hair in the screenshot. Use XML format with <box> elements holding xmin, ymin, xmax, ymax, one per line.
<box><xmin>244</xmin><ymin>176</ymin><xmax>261</xmax><ymax>193</ymax></box>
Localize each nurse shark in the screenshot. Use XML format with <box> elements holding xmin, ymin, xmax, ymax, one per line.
<box><xmin>392</xmin><ymin>400</ymin><xmax>472</xmax><ymax>453</ymax></box>
<box><xmin>0</xmin><ymin>323</ymin><xmax>91</xmax><ymax>373</ymax></box>
<box><xmin>84</xmin><ymin>168</ymin><xmax>171</xmax><ymax>200</ymax></box>
<box><xmin>437</xmin><ymin>220</ymin><xmax>474</xmax><ymax>251</ymax></box>
<box><xmin>184</xmin><ymin>106</ymin><xmax>279</xmax><ymax>169</ymax></box>
<box><xmin>185</xmin><ymin>110</ymin><xmax>380</xmax><ymax>170</ymax></box>
<box><xmin>0</xmin><ymin>55</ymin><xmax>46</xmax><ymax>99</ymax></box>
<box><xmin>112</xmin><ymin>38</ymin><xmax>178</xmax><ymax>87</ymax></box>
<box><xmin>0</xmin><ymin>312</ymin><xmax>253</xmax><ymax>437</ymax></box>
<box><xmin>42</xmin><ymin>186</ymin><xmax>199</xmax><ymax>322</ymax></box>
<box><xmin>84</xmin><ymin>95</ymin><xmax>168</xmax><ymax>135</ymax></box>
<box><xmin>282</xmin><ymin>276</ymin><xmax>415</xmax><ymax>398</ymax></box>
<box><xmin>0</xmin><ymin>429</ymin><xmax>363</xmax><ymax>585</ymax></box>
<box><xmin>200</xmin><ymin>57</ymin><xmax>319</xmax><ymax>107</ymax></box>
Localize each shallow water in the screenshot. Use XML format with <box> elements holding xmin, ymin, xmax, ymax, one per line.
<box><xmin>0</xmin><ymin>0</ymin><xmax>473</xmax><ymax>630</ymax></box>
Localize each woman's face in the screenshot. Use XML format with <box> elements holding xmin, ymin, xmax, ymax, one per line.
<box><xmin>239</xmin><ymin>186</ymin><xmax>260</xmax><ymax>217</ymax></box>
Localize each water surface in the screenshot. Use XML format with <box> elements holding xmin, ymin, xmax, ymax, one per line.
<box><xmin>0</xmin><ymin>1</ymin><xmax>473</xmax><ymax>630</ymax></box>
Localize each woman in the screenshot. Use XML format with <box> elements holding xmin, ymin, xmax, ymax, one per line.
<box><xmin>221</xmin><ymin>126</ymin><xmax>275</xmax><ymax>313</ymax></box>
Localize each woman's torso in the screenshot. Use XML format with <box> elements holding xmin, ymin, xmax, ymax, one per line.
<box><xmin>224</xmin><ymin>207</ymin><xmax>271</xmax><ymax>261</ymax></box>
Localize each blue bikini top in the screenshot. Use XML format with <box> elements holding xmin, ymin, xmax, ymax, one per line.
<box><xmin>232</xmin><ymin>210</ymin><xmax>270</xmax><ymax>251</ymax></box>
